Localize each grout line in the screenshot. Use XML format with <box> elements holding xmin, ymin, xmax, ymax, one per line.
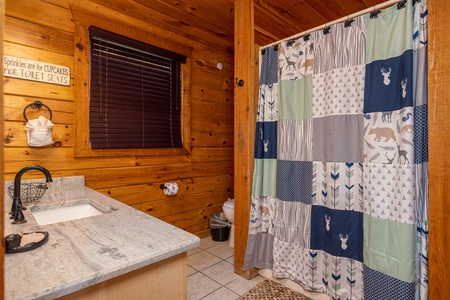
<box><xmin>189</xmin><ymin>237</ymin><xmax>248</xmax><ymax>300</ymax></box>
<box><xmin>199</xmin><ymin>286</ymin><xmax>240</xmax><ymax>300</ymax></box>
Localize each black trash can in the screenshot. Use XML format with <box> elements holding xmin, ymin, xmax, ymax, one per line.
<box><xmin>209</xmin><ymin>213</ymin><xmax>230</xmax><ymax>242</ymax></box>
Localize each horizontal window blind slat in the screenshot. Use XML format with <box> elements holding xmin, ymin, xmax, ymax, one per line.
<box><xmin>89</xmin><ymin>27</ymin><xmax>183</xmax><ymax>150</ymax></box>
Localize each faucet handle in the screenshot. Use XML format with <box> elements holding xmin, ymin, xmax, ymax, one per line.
<box><xmin>12</xmin><ymin>205</ymin><xmax>27</xmax><ymax>225</ymax></box>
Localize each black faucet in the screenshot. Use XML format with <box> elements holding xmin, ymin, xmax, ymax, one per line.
<box><xmin>10</xmin><ymin>166</ymin><xmax>53</xmax><ymax>224</ymax></box>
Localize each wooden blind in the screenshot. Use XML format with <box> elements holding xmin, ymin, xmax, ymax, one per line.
<box><xmin>89</xmin><ymin>27</ymin><xmax>186</xmax><ymax>149</ymax></box>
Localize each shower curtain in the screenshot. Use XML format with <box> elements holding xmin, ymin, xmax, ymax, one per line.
<box><xmin>243</xmin><ymin>1</ymin><xmax>428</xmax><ymax>299</ymax></box>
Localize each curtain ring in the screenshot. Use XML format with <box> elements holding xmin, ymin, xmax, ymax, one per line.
<box><xmin>344</xmin><ymin>16</ymin><xmax>355</xmax><ymax>27</ymax></box>
<box><xmin>23</xmin><ymin>100</ymin><xmax>53</xmax><ymax>121</ymax></box>
<box><xmin>303</xmin><ymin>32</ymin><xmax>310</xmax><ymax>41</ymax></box>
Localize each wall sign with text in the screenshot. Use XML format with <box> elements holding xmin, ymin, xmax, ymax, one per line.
<box><xmin>3</xmin><ymin>55</ymin><xmax>70</xmax><ymax>86</ymax></box>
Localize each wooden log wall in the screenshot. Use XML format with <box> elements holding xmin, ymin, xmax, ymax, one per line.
<box><xmin>428</xmin><ymin>0</ymin><xmax>450</xmax><ymax>298</ymax></box>
<box><xmin>1</xmin><ymin>0</ymin><xmax>5</xmax><ymax>298</ymax></box>
<box><xmin>3</xmin><ymin>0</ymin><xmax>234</xmax><ymax>238</ymax></box>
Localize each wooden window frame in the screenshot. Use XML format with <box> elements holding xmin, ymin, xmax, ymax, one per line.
<box><xmin>72</xmin><ymin>5</ymin><xmax>192</xmax><ymax>157</ymax></box>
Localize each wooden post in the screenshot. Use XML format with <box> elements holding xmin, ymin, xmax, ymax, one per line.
<box><xmin>428</xmin><ymin>0</ymin><xmax>450</xmax><ymax>298</ymax></box>
<box><xmin>234</xmin><ymin>0</ymin><xmax>259</xmax><ymax>279</ymax></box>
<box><xmin>1</xmin><ymin>0</ymin><xmax>5</xmax><ymax>298</ymax></box>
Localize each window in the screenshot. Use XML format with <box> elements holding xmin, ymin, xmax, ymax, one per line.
<box><xmin>89</xmin><ymin>27</ymin><xmax>186</xmax><ymax>149</ymax></box>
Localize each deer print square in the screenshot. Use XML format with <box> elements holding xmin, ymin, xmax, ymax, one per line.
<box><xmin>310</xmin><ymin>206</ymin><xmax>363</xmax><ymax>262</ymax></box>
<box><xmin>278</xmin><ymin>38</ymin><xmax>314</xmax><ymax>81</ymax></box>
<box><xmin>363</xmin><ymin>51</ymin><xmax>413</xmax><ymax>113</ymax></box>
<box><xmin>254</xmin><ymin>121</ymin><xmax>277</xmax><ymax>159</ymax></box>
<box><xmin>364</xmin><ymin>107</ymin><xmax>414</xmax><ymax>165</ymax></box>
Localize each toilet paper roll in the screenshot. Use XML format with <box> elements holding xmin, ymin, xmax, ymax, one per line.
<box><xmin>162</xmin><ymin>183</ymin><xmax>178</xmax><ymax>196</ymax></box>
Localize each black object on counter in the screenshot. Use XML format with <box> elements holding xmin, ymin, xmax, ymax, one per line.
<box><xmin>5</xmin><ymin>231</ymin><xmax>49</xmax><ymax>254</ymax></box>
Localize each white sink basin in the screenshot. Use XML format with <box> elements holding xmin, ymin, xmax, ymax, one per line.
<box><xmin>31</xmin><ymin>201</ymin><xmax>108</xmax><ymax>225</ymax></box>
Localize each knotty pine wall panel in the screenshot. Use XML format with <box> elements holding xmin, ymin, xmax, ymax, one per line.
<box><xmin>4</xmin><ymin>122</ymin><xmax>73</xmax><ymax>147</ymax></box>
<box><xmin>428</xmin><ymin>0</ymin><xmax>450</xmax><ymax>297</ymax></box>
<box><xmin>134</xmin><ymin>189</ymin><xmax>232</xmax><ymax>219</ymax></box>
<box><xmin>191</xmin><ymin>131</ymin><xmax>234</xmax><ymax>147</ymax></box>
<box><xmin>190</xmin><ymin>147</ymin><xmax>234</xmax><ymax>162</ymax></box>
<box><xmin>97</xmin><ymin>174</ymin><xmax>233</xmax><ymax>206</ymax></box>
<box><xmin>4</xmin><ymin>17</ymin><xmax>73</xmax><ymax>55</ymax></box>
<box><xmin>191</xmin><ymin>100</ymin><xmax>233</xmax><ymax>121</ymax></box>
<box><xmin>3</xmin><ymin>0</ymin><xmax>234</xmax><ymax>237</ymax></box>
<box><xmin>161</xmin><ymin>205</ymin><xmax>222</xmax><ymax>233</ymax></box>
<box><xmin>3</xmin><ymin>148</ymin><xmax>192</xmax><ymax>174</ymax></box>
<box><xmin>6</xmin><ymin>0</ymin><xmax>74</xmax><ymax>33</ymax></box>
<box><xmin>4</xmin><ymin>96</ymin><xmax>74</xmax><ymax>124</ymax></box>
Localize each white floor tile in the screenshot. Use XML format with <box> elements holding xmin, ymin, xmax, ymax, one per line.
<box><xmin>187</xmin><ymin>265</ymin><xmax>197</xmax><ymax>276</ymax></box>
<box><xmin>188</xmin><ymin>272</ymin><xmax>221</xmax><ymax>300</ymax></box>
<box><xmin>188</xmin><ymin>247</ymin><xmax>202</xmax><ymax>256</ymax></box>
<box><xmin>205</xmin><ymin>243</ymin><xmax>234</xmax><ymax>260</ymax></box>
<box><xmin>188</xmin><ymin>250</ymin><xmax>222</xmax><ymax>271</ymax></box>
<box><xmin>188</xmin><ymin>236</ymin><xmax>264</xmax><ymax>299</ymax></box>
<box><xmin>199</xmin><ymin>236</ymin><xmax>221</xmax><ymax>250</ymax></box>
<box><xmin>225</xmin><ymin>255</ymin><xmax>234</xmax><ymax>265</ymax></box>
<box><xmin>202</xmin><ymin>261</ymin><xmax>241</xmax><ymax>285</ymax></box>
<box><xmin>201</xmin><ymin>287</ymin><xmax>240</xmax><ymax>300</ymax></box>
<box><xmin>225</xmin><ymin>275</ymin><xmax>265</xmax><ymax>296</ymax></box>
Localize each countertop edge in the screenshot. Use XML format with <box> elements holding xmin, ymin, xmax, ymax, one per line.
<box><xmin>41</xmin><ymin>239</ymin><xmax>200</xmax><ymax>300</ymax></box>
<box><xmin>4</xmin><ymin>176</ymin><xmax>201</xmax><ymax>300</ymax></box>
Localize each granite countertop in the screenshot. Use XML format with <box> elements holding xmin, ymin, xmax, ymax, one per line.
<box><xmin>4</xmin><ymin>176</ymin><xmax>200</xmax><ymax>300</ymax></box>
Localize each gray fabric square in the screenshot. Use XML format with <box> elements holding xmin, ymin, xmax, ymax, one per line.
<box><xmin>312</xmin><ymin>115</ymin><xmax>364</xmax><ymax>162</ymax></box>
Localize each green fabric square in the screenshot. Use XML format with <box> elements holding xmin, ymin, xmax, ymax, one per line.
<box><xmin>252</xmin><ymin>159</ymin><xmax>277</xmax><ymax>197</ymax></box>
<box><xmin>363</xmin><ymin>215</ymin><xmax>415</xmax><ymax>283</ymax></box>
<box><xmin>365</xmin><ymin>3</ymin><xmax>413</xmax><ymax>63</ymax></box>
<box><xmin>279</xmin><ymin>78</ymin><xmax>312</xmax><ymax>120</ymax></box>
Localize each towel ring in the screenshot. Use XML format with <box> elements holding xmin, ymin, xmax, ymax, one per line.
<box><xmin>23</xmin><ymin>100</ymin><xmax>53</xmax><ymax>121</ymax></box>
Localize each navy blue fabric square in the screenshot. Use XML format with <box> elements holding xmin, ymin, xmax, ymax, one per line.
<box><xmin>363</xmin><ymin>265</ymin><xmax>415</xmax><ymax>300</ymax></box>
<box><xmin>254</xmin><ymin>121</ymin><xmax>277</xmax><ymax>159</ymax></box>
<box><xmin>276</xmin><ymin>160</ymin><xmax>312</xmax><ymax>204</ymax></box>
<box><xmin>364</xmin><ymin>50</ymin><xmax>413</xmax><ymax>113</ymax></box>
<box><xmin>310</xmin><ymin>206</ymin><xmax>363</xmax><ymax>262</ymax></box>
<box><xmin>414</xmin><ymin>104</ymin><xmax>428</xmax><ymax>164</ymax></box>
<box><xmin>260</xmin><ymin>47</ymin><xmax>279</xmax><ymax>85</ymax></box>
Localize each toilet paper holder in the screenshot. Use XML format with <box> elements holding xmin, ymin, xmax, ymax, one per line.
<box><xmin>23</xmin><ymin>100</ymin><xmax>53</xmax><ymax>121</ymax></box>
<box><xmin>159</xmin><ymin>183</ymin><xmax>179</xmax><ymax>196</ymax></box>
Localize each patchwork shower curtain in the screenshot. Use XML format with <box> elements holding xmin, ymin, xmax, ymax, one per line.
<box><xmin>243</xmin><ymin>1</ymin><xmax>428</xmax><ymax>299</ymax></box>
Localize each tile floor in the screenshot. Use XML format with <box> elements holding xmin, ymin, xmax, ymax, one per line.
<box><xmin>187</xmin><ymin>236</ymin><xmax>265</xmax><ymax>300</ymax></box>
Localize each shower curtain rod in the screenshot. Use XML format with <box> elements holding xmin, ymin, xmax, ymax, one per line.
<box><xmin>260</xmin><ymin>0</ymin><xmax>405</xmax><ymax>50</ymax></box>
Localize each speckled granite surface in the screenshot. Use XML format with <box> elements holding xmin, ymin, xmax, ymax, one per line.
<box><xmin>4</xmin><ymin>176</ymin><xmax>200</xmax><ymax>300</ymax></box>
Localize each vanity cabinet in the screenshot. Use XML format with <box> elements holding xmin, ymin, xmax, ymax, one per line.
<box><xmin>4</xmin><ymin>176</ymin><xmax>199</xmax><ymax>300</ymax></box>
<box><xmin>58</xmin><ymin>253</ymin><xmax>186</xmax><ymax>300</ymax></box>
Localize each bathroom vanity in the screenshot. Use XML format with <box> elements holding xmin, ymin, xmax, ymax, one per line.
<box><xmin>4</xmin><ymin>176</ymin><xmax>200</xmax><ymax>300</ymax></box>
